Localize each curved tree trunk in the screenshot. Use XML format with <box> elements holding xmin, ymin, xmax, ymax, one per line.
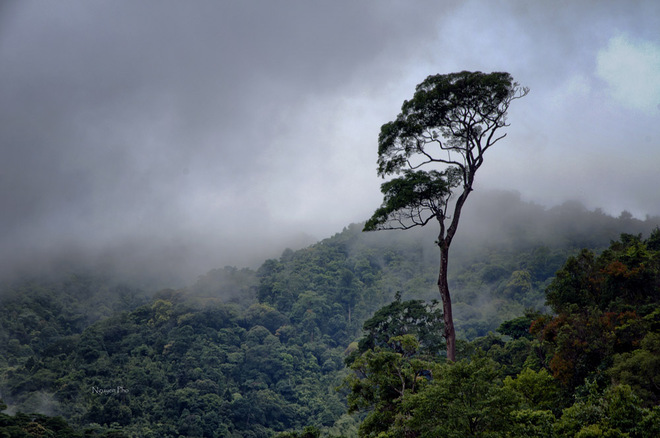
<box><xmin>438</xmin><ymin>244</ymin><xmax>456</xmax><ymax>361</ymax></box>
<box><xmin>438</xmin><ymin>188</ymin><xmax>470</xmax><ymax>362</ymax></box>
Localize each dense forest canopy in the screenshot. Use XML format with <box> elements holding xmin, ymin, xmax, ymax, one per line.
<box><xmin>1</xmin><ymin>193</ymin><xmax>659</xmax><ymax>437</ymax></box>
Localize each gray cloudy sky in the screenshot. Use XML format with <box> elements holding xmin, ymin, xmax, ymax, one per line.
<box><xmin>1</xmin><ymin>0</ymin><xmax>659</xmax><ymax>281</ymax></box>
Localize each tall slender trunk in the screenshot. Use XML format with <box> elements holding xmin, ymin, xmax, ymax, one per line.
<box><xmin>438</xmin><ymin>244</ymin><xmax>456</xmax><ymax>361</ymax></box>
<box><xmin>438</xmin><ymin>186</ymin><xmax>471</xmax><ymax>362</ymax></box>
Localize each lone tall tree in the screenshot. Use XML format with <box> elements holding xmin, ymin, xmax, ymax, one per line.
<box><xmin>364</xmin><ymin>71</ymin><xmax>528</xmax><ymax>361</ymax></box>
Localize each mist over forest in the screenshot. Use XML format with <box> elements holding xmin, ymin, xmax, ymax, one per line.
<box><xmin>2</xmin><ymin>190</ymin><xmax>659</xmax><ymax>437</ymax></box>
<box><xmin>2</xmin><ymin>1</ymin><xmax>660</xmax><ymax>288</ymax></box>
<box><xmin>2</xmin><ymin>1</ymin><xmax>660</xmax><ymax>437</ymax></box>
<box><xmin>2</xmin><ymin>189</ymin><xmax>656</xmax><ymax>291</ymax></box>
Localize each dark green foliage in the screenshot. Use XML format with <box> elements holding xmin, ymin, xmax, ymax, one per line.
<box><xmin>1</xmin><ymin>195</ymin><xmax>659</xmax><ymax>437</ymax></box>
<box><xmin>376</xmin><ymin>71</ymin><xmax>525</xmax><ymax>177</ymax></box>
<box><xmin>344</xmin><ymin>230</ymin><xmax>660</xmax><ymax>437</ymax></box>
<box><xmin>400</xmin><ymin>357</ymin><xmax>520</xmax><ymax>438</ymax></box>
<box><xmin>1</xmin><ymin>280</ymin><xmax>348</xmax><ymax>437</ymax></box>
<box><xmin>497</xmin><ymin>312</ymin><xmax>538</xmax><ymax>340</ymax></box>
<box><xmin>274</xmin><ymin>425</ymin><xmax>322</xmax><ymax>438</ymax></box>
<box><xmin>364</xmin><ymin>169</ymin><xmax>460</xmax><ymax>231</ymax></box>
<box><xmin>255</xmin><ymin>224</ymin><xmax>442</xmax><ymax>348</ymax></box>
<box><xmin>609</xmin><ymin>328</ymin><xmax>660</xmax><ymax>406</ymax></box>
<box><xmin>647</xmin><ymin>227</ymin><xmax>660</xmax><ymax>251</ymax></box>
<box><xmin>348</xmin><ymin>294</ymin><xmax>444</xmax><ymax>365</ymax></box>
<box><xmin>504</xmin><ymin>367</ymin><xmax>561</xmax><ymax>412</ymax></box>
<box><xmin>345</xmin><ymin>335</ymin><xmax>435</xmax><ymax>437</ymax></box>
<box><xmin>0</xmin><ymin>406</ymin><xmax>88</xmax><ymax>437</ymax></box>
<box><xmin>0</xmin><ymin>274</ymin><xmax>148</xmax><ymax>368</ymax></box>
<box><xmin>553</xmin><ymin>382</ymin><xmax>659</xmax><ymax>438</ymax></box>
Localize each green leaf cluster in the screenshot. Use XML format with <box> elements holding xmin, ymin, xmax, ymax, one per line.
<box><xmin>376</xmin><ymin>71</ymin><xmax>521</xmax><ymax>176</ymax></box>
<box><xmin>364</xmin><ymin>169</ymin><xmax>460</xmax><ymax>231</ymax></box>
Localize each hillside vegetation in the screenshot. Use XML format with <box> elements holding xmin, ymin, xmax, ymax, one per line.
<box><xmin>1</xmin><ymin>193</ymin><xmax>659</xmax><ymax>437</ymax></box>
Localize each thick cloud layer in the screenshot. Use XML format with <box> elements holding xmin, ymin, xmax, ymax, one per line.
<box><xmin>1</xmin><ymin>1</ymin><xmax>659</xmax><ymax>283</ymax></box>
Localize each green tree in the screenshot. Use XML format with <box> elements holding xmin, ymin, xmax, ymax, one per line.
<box><xmin>364</xmin><ymin>71</ymin><xmax>528</xmax><ymax>361</ymax></box>
<box><xmin>504</xmin><ymin>367</ymin><xmax>561</xmax><ymax>412</ymax></box>
<box><xmin>353</xmin><ymin>294</ymin><xmax>444</xmax><ymax>361</ymax></box>
<box><xmin>498</xmin><ymin>312</ymin><xmax>538</xmax><ymax>340</ymax></box>
<box><xmin>346</xmin><ymin>334</ymin><xmax>434</xmax><ymax>438</ymax></box>
<box><xmin>554</xmin><ymin>382</ymin><xmax>658</xmax><ymax>438</ymax></box>
<box><xmin>399</xmin><ymin>356</ymin><xmax>520</xmax><ymax>437</ymax></box>
<box><xmin>609</xmin><ymin>330</ymin><xmax>660</xmax><ymax>406</ymax></box>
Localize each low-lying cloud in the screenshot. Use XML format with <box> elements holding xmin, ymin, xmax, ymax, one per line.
<box><xmin>1</xmin><ymin>1</ymin><xmax>659</xmax><ymax>285</ymax></box>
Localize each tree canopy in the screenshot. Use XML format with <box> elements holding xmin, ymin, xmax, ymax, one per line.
<box><xmin>376</xmin><ymin>71</ymin><xmax>526</xmax><ymax>180</ymax></box>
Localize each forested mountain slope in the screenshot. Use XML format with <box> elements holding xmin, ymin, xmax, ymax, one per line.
<box><xmin>343</xmin><ymin>230</ymin><xmax>660</xmax><ymax>437</ymax></box>
<box><xmin>1</xmin><ymin>192</ymin><xmax>659</xmax><ymax>437</ymax></box>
